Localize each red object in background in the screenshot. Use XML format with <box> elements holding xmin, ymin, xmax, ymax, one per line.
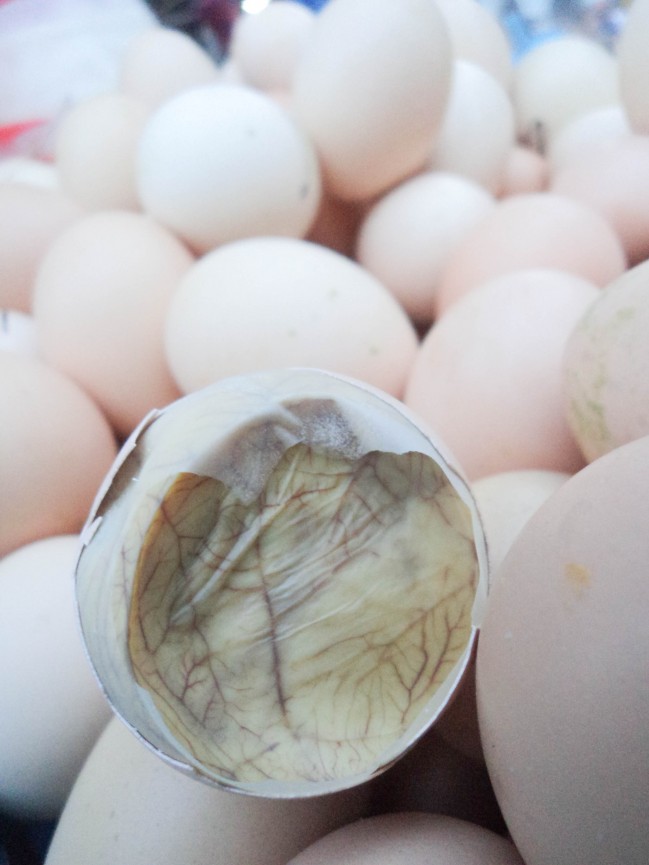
<box><xmin>0</xmin><ymin>119</ymin><xmax>48</xmax><ymax>153</ymax></box>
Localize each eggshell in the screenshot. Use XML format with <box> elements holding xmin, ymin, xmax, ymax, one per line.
<box><xmin>164</xmin><ymin>236</ymin><xmax>418</xmax><ymax>398</ymax></box>
<box><xmin>55</xmin><ymin>91</ymin><xmax>150</xmax><ymax>211</ymax></box>
<box><xmin>434</xmin><ymin>0</ymin><xmax>513</xmax><ymax>91</ymax></box>
<box><xmin>547</xmin><ymin>104</ymin><xmax>631</xmax><ymax>173</ymax></box>
<box><xmin>137</xmin><ymin>83</ymin><xmax>321</xmax><ymax>253</ymax></box>
<box><xmin>229</xmin><ymin>1</ymin><xmax>316</xmax><ymax>92</ymax></box>
<box><xmin>428</xmin><ymin>61</ymin><xmax>515</xmax><ymax>194</ymax></box>
<box><xmin>498</xmin><ymin>145</ymin><xmax>548</xmax><ymax>197</ymax></box>
<box><xmin>0</xmin><ymin>157</ymin><xmax>59</xmax><ymax>189</ymax></box>
<box><xmin>355</xmin><ymin>171</ymin><xmax>495</xmax><ymax>323</ymax></box>
<box><xmin>291</xmin><ymin>0</ymin><xmax>452</xmax><ymax>201</ymax></box>
<box><xmin>404</xmin><ymin>269</ymin><xmax>599</xmax><ymax>480</ymax></box>
<box><xmin>44</xmin><ymin>716</ymin><xmax>371</xmax><ymax>865</ymax></box>
<box><xmin>0</xmin><ymin>182</ymin><xmax>83</xmax><ymax>312</ymax></box>
<box><xmin>476</xmin><ymin>435</ymin><xmax>649</xmax><ymax>865</ymax></box>
<box><xmin>513</xmin><ymin>35</ymin><xmax>619</xmax><ymax>148</ymax></box>
<box><xmin>562</xmin><ymin>258</ymin><xmax>649</xmax><ymax>462</ymax></box>
<box><xmin>0</xmin><ymin>535</ymin><xmax>111</xmax><ymax>819</ymax></box>
<box><xmin>0</xmin><ymin>353</ymin><xmax>117</xmax><ymax>557</ymax></box>
<box><xmin>616</xmin><ymin>0</ymin><xmax>649</xmax><ymax>134</ymax></box>
<box><xmin>32</xmin><ymin>210</ymin><xmax>193</xmax><ymax>438</ymax></box>
<box><xmin>436</xmin><ymin>193</ymin><xmax>626</xmax><ymax>314</ymax></box>
<box><xmin>0</xmin><ymin>309</ymin><xmax>38</xmax><ymax>356</ymax></box>
<box><xmin>285</xmin><ymin>812</ymin><xmax>524</xmax><ymax>865</ymax></box>
<box><xmin>119</xmin><ymin>26</ymin><xmax>221</xmax><ymax>106</ymax></box>
<box><xmin>550</xmin><ymin>134</ymin><xmax>649</xmax><ymax>264</ymax></box>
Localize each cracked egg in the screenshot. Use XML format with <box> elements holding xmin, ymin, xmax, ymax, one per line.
<box><xmin>75</xmin><ymin>368</ymin><xmax>487</xmax><ymax>797</ymax></box>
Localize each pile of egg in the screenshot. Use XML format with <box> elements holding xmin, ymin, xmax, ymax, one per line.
<box><xmin>1</xmin><ymin>1</ymin><xmax>648</xmax><ymax>863</ymax></box>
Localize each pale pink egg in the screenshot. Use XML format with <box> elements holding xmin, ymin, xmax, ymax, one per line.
<box><xmin>551</xmin><ymin>134</ymin><xmax>649</xmax><ymax>265</ymax></box>
<box><xmin>404</xmin><ymin>269</ymin><xmax>598</xmax><ymax>480</ymax></box>
<box><xmin>55</xmin><ymin>92</ymin><xmax>150</xmax><ymax>211</ymax></box>
<box><xmin>356</xmin><ymin>171</ymin><xmax>495</xmax><ymax>323</ymax></box>
<box><xmin>436</xmin><ymin>192</ymin><xmax>626</xmax><ymax>315</ymax></box>
<box><xmin>498</xmin><ymin>145</ymin><xmax>549</xmax><ymax>197</ymax></box>
<box><xmin>32</xmin><ymin>210</ymin><xmax>193</xmax><ymax>438</ymax></box>
<box><xmin>0</xmin><ymin>353</ymin><xmax>117</xmax><ymax>558</ymax></box>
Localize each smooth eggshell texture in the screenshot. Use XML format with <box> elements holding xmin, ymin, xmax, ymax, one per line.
<box><xmin>32</xmin><ymin>210</ymin><xmax>192</xmax><ymax>438</ymax></box>
<box><xmin>44</xmin><ymin>716</ymin><xmax>370</xmax><ymax>865</ymax></box>
<box><xmin>0</xmin><ymin>309</ymin><xmax>38</xmax><ymax>357</ymax></box>
<box><xmin>137</xmin><ymin>83</ymin><xmax>321</xmax><ymax>253</ymax></box>
<box><xmin>477</xmin><ymin>436</ymin><xmax>649</xmax><ymax>865</ymax></box>
<box><xmin>165</xmin><ymin>236</ymin><xmax>418</xmax><ymax>398</ymax></box>
<box><xmin>356</xmin><ymin>171</ymin><xmax>495</xmax><ymax>323</ymax></box>
<box><xmin>436</xmin><ymin>192</ymin><xmax>626</xmax><ymax>314</ymax></box>
<box><xmin>550</xmin><ymin>135</ymin><xmax>649</xmax><ymax>264</ymax></box>
<box><xmin>0</xmin><ymin>535</ymin><xmax>111</xmax><ymax>819</ymax></box>
<box><xmin>434</xmin><ymin>0</ymin><xmax>513</xmax><ymax>91</ymax></box>
<box><xmin>428</xmin><ymin>61</ymin><xmax>515</xmax><ymax>194</ymax></box>
<box><xmin>0</xmin><ymin>157</ymin><xmax>60</xmax><ymax>189</ymax></box>
<box><xmin>616</xmin><ymin>0</ymin><xmax>649</xmax><ymax>134</ymax></box>
<box><xmin>229</xmin><ymin>1</ymin><xmax>316</xmax><ymax>93</ymax></box>
<box><xmin>513</xmin><ymin>35</ymin><xmax>619</xmax><ymax>147</ymax></box>
<box><xmin>119</xmin><ymin>26</ymin><xmax>221</xmax><ymax>106</ymax></box>
<box><xmin>498</xmin><ymin>145</ymin><xmax>548</xmax><ymax>197</ymax></box>
<box><xmin>285</xmin><ymin>812</ymin><xmax>524</xmax><ymax>865</ymax></box>
<box><xmin>55</xmin><ymin>92</ymin><xmax>151</xmax><ymax>211</ymax></box>
<box><xmin>404</xmin><ymin>269</ymin><xmax>598</xmax><ymax>480</ymax></box>
<box><xmin>547</xmin><ymin>104</ymin><xmax>631</xmax><ymax>173</ymax></box>
<box><xmin>291</xmin><ymin>0</ymin><xmax>452</xmax><ymax>201</ymax></box>
<box><xmin>0</xmin><ymin>354</ymin><xmax>117</xmax><ymax>558</ymax></box>
<box><xmin>0</xmin><ymin>182</ymin><xmax>83</xmax><ymax>312</ymax></box>
<box><xmin>562</xmin><ymin>258</ymin><xmax>649</xmax><ymax>462</ymax></box>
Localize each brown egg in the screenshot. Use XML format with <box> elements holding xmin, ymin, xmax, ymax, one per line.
<box><xmin>32</xmin><ymin>210</ymin><xmax>193</xmax><ymax>438</ymax></box>
<box><xmin>0</xmin><ymin>353</ymin><xmax>117</xmax><ymax>557</ymax></box>
<box><xmin>404</xmin><ymin>269</ymin><xmax>598</xmax><ymax>480</ymax></box>
<box><xmin>477</xmin><ymin>435</ymin><xmax>649</xmax><ymax>865</ymax></box>
<box><xmin>55</xmin><ymin>92</ymin><xmax>150</xmax><ymax>211</ymax></box>
<box><xmin>436</xmin><ymin>193</ymin><xmax>626</xmax><ymax>315</ymax></box>
<box><xmin>0</xmin><ymin>182</ymin><xmax>83</xmax><ymax>312</ymax></box>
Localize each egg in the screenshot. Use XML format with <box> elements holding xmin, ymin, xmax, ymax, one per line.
<box><xmin>404</xmin><ymin>269</ymin><xmax>599</xmax><ymax>480</ymax></box>
<box><xmin>428</xmin><ymin>60</ymin><xmax>515</xmax><ymax>194</ymax></box>
<box><xmin>284</xmin><ymin>812</ymin><xmax>524</xmax><ymax>865</ymax></box>
<box><xmin>44</xmin><ymin>716</ymin><xmax>371</xmax><ymax>865</ymax></box>
<box><xmin>164</xmin><ymin>236</ymin><xmax>418</xmax><ymax>398</ymax></box>
<box><xmin>32</xmin><ymin>210</ymin><xmax>193</xmax><ymax>438</ymax></box>
<box><xmin>119</xmin><ymin>26</ymin><xmax>221</xmax><ymax>107</ymax></box>
<box><xmin>436</xmin><ymin>192</ymin><xmax>627</xmax><ymax>314</ymax></box>
<box><xmin>0</xmin><ymin>182</ymin><xmax>83</xmax><ymax>312</ymax></box>
<box><xmin>136</xmin><ymin>83</ymin><xmax>321</xmax><ymax>253</ymax></box>
<box><xmin>616</xmin><ymin>0</ymin><xmax>649</xmax><ymax>134</ymax></box>
<box><xmin>0</xmin><ymin>309</ymin><xmax>38</xmax><ymax>356</ymax></box>
<box><xmin>562</xmin><ymin>257</ymin><xmax>649</xmax><ymax>463</ymax></box>
<box><xmin>0</xmin><ymin>535</ymin><xmax>111</xmax><ymax>819</ymax></box>
<box><xmin>355</xmin><ymin>171</ymin><xmax>495</xmax><ymax>323</ymax></box>
<box><xmin>477</xmin><ymin>435</ymin><xmax>649</xmax><ymax>865</ymax></box>
<box><xmin>0</xmin><ymin>353</ymin><xmax>117</xmax><ymax>557</ymax></box>
<box><xmin>547</xmin><ymin>104</ymin><xmax>631</xmax><ymax>173</ymax></box>
<box><xmin>291</xmin><ymin>0</ymin><xmax>452</xmax><ymax>201</ymax></box>
<box><xmin>0</xmin><ymin>156</ymin><xmax>59</xmax><ymax>189</ymax></box>
<box><xmin>513</xmin><ymin>35</ymin><xmax>619</xmax><ymax>149</ymax></box>
<box><xmin>54</xmin><ymin>92</ymin><xmax>151</xmax><ymax>211</ymax></box>
<box><xmin>498</xmin><ymin>145</ymin><xmax>549</xmax><ymax>197</ymax></box>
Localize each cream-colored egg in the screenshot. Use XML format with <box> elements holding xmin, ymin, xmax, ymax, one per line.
<box><xmin>547</xmin><ymin>104</ymin><xmax>631</xmax><ymax>173</ymax></box>
<box><xmin>0</xmin><ymin>535</ymin><xmax>111</xmax><ymax>819</ymax></box>
<box><xmin>356</xmin><ymin>171</ymin><xmax>495</xmax><ymax>323</ymax></box>
<box><xmin>291</xmin><ymin>0</ymin><xmax>452</xmax><ymax>201</ymax></box>
<box><xmin>229</xmin><ymin>1</ymin><xmax>316</xmax><ymax>92</ymax></box>
<box><xmin>551</xmin><ymin>135</ymin><xmax>649</xmax><ymax>264</ymax></box>
<box><xmin>436</xmin><ymin>193</ymin><xmax>626</xmax><ymax>314</ymax></box>
<box><xmin>429</xmin><ymin>60</ymin><xmax>515</xmax><ymax>193</ymax></box>
<box><xmin>165</xmin><ymin>237</ymin><xmax>418</xmax><ymax>398</ymax></box>
<box><xmin>45</xmin><ymin>716</ymin><xmax>370</xmax><ymax>865</ymax></box>
<box><xmin>137</xmin><ymin>83</ymin><xmax>321</xmax><ymax>252</ymax></box>
<box><xmin>477</xmin><ymin>436</ymin><xmax>649</xmax><ymax>865</ymax></box>
<box><xmin>0</xmin><ymin>182</ymin><xmax>83</xmax><ymax>312</ymax></box>
<box><xmin>404</xmin><ymin>269</ymin><xmax>598</xmax><ymax>480</ymax></box>
<box><xmin>119</xmin><ymin>26</ymin><xmax>221</xmax><ymax>107</ymax></box>
<box><xmin>285</xmin><ymin>812</ymin><xmax>525</xmax><ymax>865</ymax></box>
<box><xmin>563</xmin><ymin>258</ymin><xmax>649</xmax><ymax>463</ymax></box>
<box><xmin>435</xmin><ymin>0</ymin><xmax>513</xmax><ymax>91</ymax></box>
<box><xmin>513</xmin><ymin>35</ymin><xmax>619</xmax><ymax>149</ymax></box>
<box><xmin>0</xmin><ymin>353</ymin><xmax>117</xmax><ymax>558</ymax></box>
<box><xmin>32</xmin><ymin>210</ymin><xmax>193</xmax><ymax>438</ymax></box>
<box><xmin>0</xmin><ymin>309</ymin><xmax>38</xmax><ymax>356</ymax></box>
<box><xmin>55</xmin><ymin>91</ymin><xmax>150</xmax><ymax>211</ymax></box>
<box><xmin>616</xmin><ymin>0</ymin><xmax>649</xmax><ymax>134</ymax></box>
<box><xmin>498</xmin><ymin>145</ymin><xmax>548</xmax><ymax>197</ymax></box>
